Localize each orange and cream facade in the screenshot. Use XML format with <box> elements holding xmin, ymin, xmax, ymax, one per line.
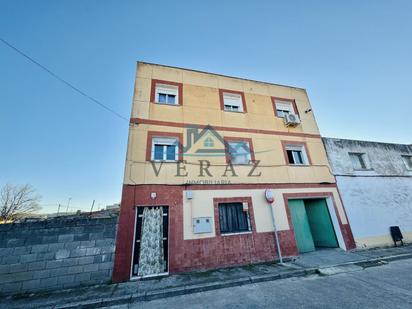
<box><xmin>112</xmin><ymin>62</ymin><xmax>355</xmax><ymax>282</ymax></box>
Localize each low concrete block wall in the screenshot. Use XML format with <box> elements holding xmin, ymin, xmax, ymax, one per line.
<box><xmin>0</xmin><ymin>216</ymin><xmax>118</xmax><ymax>295</ymax></box>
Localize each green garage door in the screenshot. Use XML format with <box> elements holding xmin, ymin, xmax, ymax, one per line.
<box><xmin>288</xmin><ymin>199</ymin><xmax>315</xmax><ymax>253</ymax></box>
<box><xmin>305</xmin><ymin>199</ymin><xmax>338</xmax><ymax>248</ymax></box>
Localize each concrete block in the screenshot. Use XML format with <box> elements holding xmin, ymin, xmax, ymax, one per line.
<box><xmin>98</xmin><ymin>262</ymin><xmax>113</xmax><ymax>271</ymax></box>
<box><xmin>101</xmin><ymin>246</ymin><xmax>115</xmax><ymax>254</ymax></box>
<box><xmin>74</xmin><ymin>272</ymin><xmax>91</xmax><ymax>283</ymax></box>
<box><xmin>9</xmin><ymin>263</ymin><xmax>27</xmax><ymax>273</ymax></box>
<box><xmin>96</xmin><ymin>239</ymin><xmax>114</xmax><ymax>247</ymax></box>
<box><xmin>0</xmin><ymin>265</ymin><xmax>10</xmax><ymax>274</ymax></box>
<box><xmin>70</xmin><ymin>248</ymin><xmax>87</xmax><ymax>258</ymax></box>
<box><xmin>13</xmin><ymin>246</ymin><xmax>31</xmax><ymax>255</ymax></box>
<box><xmin>20</xmin><ymin>253</ymin><xmax>37</xmax><ymax>263</ymax></box>
<box><xmin>58</xmin><ymin>234</ymin><xmax>74</xmax><ymax>243</ymax></box>
<box><xmin>48</xmin><ymin>242</ymin><xmax>65</xmax><ymax>252</ymax></box>
<box><xmin>77</xmin><ymin>256</ymin><xmax>94</xmax><ymax>265</ymax></box>
<box><xmin>79</xmin><ymin>240</ymin><xmax>95</xmax><ymax>248</ymax></box>
<box><xmin>0</xmin><ymin>248</ymin><xmax>13</xmax><ymax>257</ymax></box>
<box><xmin>46</xmin><ymin>260</ymin><xmax>63</xmax><ymax>269</ymax></box>
<box><xmin>57</xmin><ymin>274</ymin><xmax>75</xmax><ymax>285</ymax></box>
<box><xmin>40</xmin><ymin>276</ymin><xmax>58</xmax><ymax>288</ymax></box>
<box><xmin>25</xmin><ymin>236</ymin><xmax>43</xmax><ymax>245</ymax></box>
<box><xmin>82</xmin><ymin>263</ymin><xmax>99</xmax><ymax>272</ymax></box>
<box><xmin>89</xmin><ymin>232</ymin><xmax>104</xmax><ymax>240</ymax></box>
<box><xmin>31</xmin><ymin>244</ymin><xmax>49</xmax><ymax>253</ymax></box>
<box><xmin>103</xmin><ymin>229</ymin><xmax>116</xmax><ymax>238</ymax></box>
<box><xmin>28</xmin><ymin>261</ymin><xmax>46</xmax><ymax>271</ymax></box>
<box><xmin>32</xmin><ymin>269</ymin><xmax>51</xmax><ymax>279</ymax></box>
<box><xmin>64</xmin><ymin>241</ymin><xmax>81</xmax><ymax>250</ymax></box>
<box><xmin>83</xmin><ymin>225</ymin><xmax>105</xmax><ymax>233</ymax></box>
<box><xmin>66</xmin><ymin>265</ymin><xmax>83</xmax><ymax>274</ymax></box>
<box><xmin>0</xmin><ymin>282</ymin><xmax>22</xmax><ymax>294</ymax></box>
<box><xmin>86</xmin><ymin>247</ymin><xmax>101</xmax><ymax>256</ymax></box>
<box><xmin>36</xmin><ymin>252</ymin><xmax>55</xmax><ymax>261</ymax></box>
<box><xmin>62</xmin><ymin>258</ymin><xmax>78</xmax><ymax>267</ymax></box>
<box><xmin>55</xmin><ymin>249</ymin><xmax>70</xmax><ymax>259</ymax></box>
<box><xmin>42</xmin><ymin>235</ymin><xmax>59</xmax><ymax>244</ymax></box>
<box><xmin>74</xmin><ymin>233</ymin><xmax>89</xmax><ymax>241</ymax></box>
<box><xmin>90</xmin><ymin>269</ymin><xmax>110</xmax><ymax>281</ymax></box>
<box><xmin>7</xmin><ymin>238</ymin><xmax>25</xmax><ymax>247</ymax></box>
<box><xmin>93</xmin><ymin>255</ymin><xmax>104</xmax><ymax>263</ymax></box>
<box><xmin>49</xmin><ymin>267</ymin><xmax>68</xmax><ymax>277</ymax></box>
<box><xmin>2</xmin><ymin>255</ymin><xmax>21</xmax><ymax>264</ymax></box>
<box><xmin>1</xmin><ymin>271</ymin><xmax>33</xmax><ymax>283</ymax></box>
<box><xmin>21</xmin><ymin>279</ymin><xmax>41</xmax><ymax>291</ymax></box>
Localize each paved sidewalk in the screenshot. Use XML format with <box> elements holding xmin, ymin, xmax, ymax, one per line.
<box><xmin>2</xmin><ymin>245</ymin><xmax>412</xmax><ymax>309</ymax></box>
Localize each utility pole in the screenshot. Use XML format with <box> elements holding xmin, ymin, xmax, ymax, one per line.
<box><xmin>57</xmin><ymin>204</ymin><xmax>61</xmax><ymax>215</ymax></box>
<box><xmin>90</xmin><ymin>200</ymin><xmax>95</xmax><ymax>216</ymax></box>
<box><xmin>66</xmin><ymin>197</ymin><xmax>72</xmax><ymax>214</ymax></box>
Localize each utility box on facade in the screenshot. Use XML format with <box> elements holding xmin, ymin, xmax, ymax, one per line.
<box><xmin>193</xmin><ymin>217</ymin><xmax>212</xmax><ymax>234</ymax></box>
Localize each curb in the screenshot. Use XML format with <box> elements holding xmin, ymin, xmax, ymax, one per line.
<box><xmin>49</xmin><ymin>253</ymin><xmax>412</xmax><ymax>308</ymax></box>
<box><xmin>58</xmin><ymin>269</ymin><xmax>318</xmax><ymax>308</ymax></box>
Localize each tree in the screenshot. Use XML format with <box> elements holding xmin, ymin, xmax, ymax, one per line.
<box><xmin>0</xmin><ymin>184</ymin><xmax>41</xmax><ymax>222</ymax></box>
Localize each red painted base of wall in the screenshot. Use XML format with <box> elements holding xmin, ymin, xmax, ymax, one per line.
<box><xmin>112</xmin><ymin>184</ymin><xmax>355</xmax><ymax>283</ymax></box>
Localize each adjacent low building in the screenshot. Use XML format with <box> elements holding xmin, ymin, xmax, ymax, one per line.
<box><xmin>112</xmin><ymin>62</ymin><xmax>356</xmax><ymax>283</ymax></box>
<box><xmin>323</xmin><ymin>137</ymin><xmax>412</xmax><ymax>248</ymax></box>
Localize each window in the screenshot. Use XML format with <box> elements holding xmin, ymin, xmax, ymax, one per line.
<box><xmin>273</xmin><ymin>98</ymin><xmax>298</xmax><ymax>118</ymax></box>
<box><xmin>151</xmin><ymin>137</ymin><xmax>178</xmax><ymax>161</ymax></box>
<box><xmin>285</xmin><ymin>145</ymin><xmax>309</xmax><ymax>165</ymax></box>
<box><xmin>227</xmin><ymin>140</ymin><xmax>252</xmax><ymax>165</ymax></box>
<box><xmin>218</xmin><ymin>203</ymin><xmax>251</xmax><ymax>234</ymax></box>
<box><xmin>223</xmin><ymin>92</ymin><xmax>244</xmax><ymax>112</ymax></box>
<box><xmin>402</xmin><ymin>155</ymin><xmax>412</xmax><ymax>170</ymax></box>
<box><xmin>155</xmin><ymin>84</ymin><xmax>179</xmax><ymax>105</ymax></box>
<box><xmin>275</xmin><ymin>100</ymin><xmax>294</xmax><ymax>118</ymax></box>
<box><xmin>349</xmin><ymin>152</ymin><xmax>368</xmax><ymax>170</ymax></box>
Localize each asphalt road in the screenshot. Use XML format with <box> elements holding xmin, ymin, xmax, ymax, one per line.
<box><xmin>120</xmin><ymin>259</ymin><xmax>412</xmax><ymax>309</ymax></box>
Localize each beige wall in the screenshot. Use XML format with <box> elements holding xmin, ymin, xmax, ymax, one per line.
<box><xmin>124</xmin><ymin>123</ymin><xmax>334</xmax><ymax>185</ymax></box>
<box><xmin>182</xmin><ymin>187</ymin><xmax>347</xmax><ymax>240</ymax></box>
<box><xmin>133</xmin><ymin>62</ymin><xmax>320</xmax><ymax>135</ymax></box>
<box><xmin>125</xmin><ymin>62</ymin><xmax>334</xmax><ymax>185</ymax></box>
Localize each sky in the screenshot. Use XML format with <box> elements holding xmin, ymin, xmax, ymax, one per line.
<box><xmin>1</xmin><ymin>1</ymin><xmax>411</xmax><ymax>213</ymax></box>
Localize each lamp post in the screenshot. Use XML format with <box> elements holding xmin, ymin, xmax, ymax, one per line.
<box><xmin>265</xmin><ymin>189</ymin><xmax>283</xmax><ymax>264</ymax></box>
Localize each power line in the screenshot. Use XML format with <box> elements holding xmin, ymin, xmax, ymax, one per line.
<box><xmin>0</xmin><ymin>37</ymin><xmax>129</xmax><ymax>122</ymax></box>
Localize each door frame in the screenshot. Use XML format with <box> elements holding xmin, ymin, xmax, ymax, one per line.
<box><xmin>130</xmin><ymin>205</ymin><xmax>170</xmax><ymax>280</ymax></box>
<box><xmin>283</xmin><ymin>192</ymin><xmax>347</xmax><ymax>251</ymax></box>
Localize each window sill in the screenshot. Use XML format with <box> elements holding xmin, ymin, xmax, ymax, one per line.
<box><xmin>152</xmin><ymin>102</ymin><xmax>181</xmax><ymax>107</ymax></box>
<box><xmin>150</xmin><ymin>160</ymin><xmax>180</xmax><ymax>163</ymax></box>
<box><xmin>223</xmin><ymin>110</ymin><xmax>246</xmax><ymax>114</ymax></box>
<box><xmin>288</xmin><ymin>164</ymin><xmax>310</xmax><ymax>167</ymax></box>
<box><xmin>221</xmin><ymin>231</ymin><xmax>252</xmax><ymax>237</ymax></box>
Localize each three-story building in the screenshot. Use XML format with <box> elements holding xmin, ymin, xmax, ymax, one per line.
<box><xmin>112</xmin><ymin>62</ymin><xmax>355</xmax><ymax>282</ymax></box>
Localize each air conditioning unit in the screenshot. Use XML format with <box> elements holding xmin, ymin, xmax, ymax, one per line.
<box><xmin>284</xmin><ymin>113</ymin><xmax>301</xmax><ymax>127</ymax></box>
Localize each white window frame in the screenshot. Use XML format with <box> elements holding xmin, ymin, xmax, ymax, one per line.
<box><xmin>223</xmin><ymin>92</ymin><xmax>243</xmax><ymax>112</ymax></box>
<box><xmin>401</xmin><ymin>155</ymin><xmax>412</xmax><ymax>170</ymax></box>
<box><xmin>151</xmin><ymin>137</ymin><xmax>179</xmax><ymax>162</ymax></box>
<box><xmin>155</xmin><ymin>84</ymin><xmax>179</xmax><ymax>105</ymax></box>
<box><xmin>285</xmin><ymin>145</ymin><xmax>309</xmax><ymax>165</ymax></box>
<box><xmin>349</xmin><ymin>152</ymin><xmax>369</xmax><ymax>170</ymax></box>
<box><xmin>275</xmin><ymin>100</ymin><xmax>294</xmax><ymax>118</ymax></box>
<box><xmin>227</xmin><ymin>141</ymin><xmax>251</xmax><ymax>165</ymax></box>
